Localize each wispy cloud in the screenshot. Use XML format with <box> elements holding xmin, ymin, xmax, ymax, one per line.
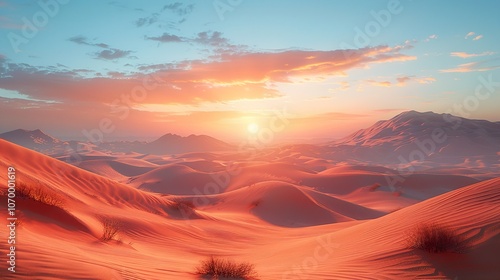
<box><xmin>365</xmin><ymin>76</ymin><xmax>435</xmax><ymax>87</ymax></box>
<box><xmin>366</xmin><ymin>80</ymin><xmax>392</xmax><ymax>87</ymax></box>
<box><xmin>465</xmin><ymin>32</ymin><xmax>475</xmax><ymax>39</ymax></box>
<box><xmin>328</xmin><ymin>81</ymin><xmax>350</xmax><ymax>93</ymax></box>
<box><xmin>146</xmin><ymin>31</ymin><xmax>246</xmax><ymax>54</ymax></box>
<box><xmin>465</xmin><ymin>31</ymin><xmax>483</xmax><ymax>41</ymax></box>
<box><xmin>69</xmin><ymin>36</ymin><xmax>110</xmax><ymax>48</ymax></box>
<box><xmin>146</xmin><ymin>33</ymin><xmax>185</xmax><ymax>43</ymax></box>
<box><xmin>96</xmin><ymin>49</ymin><xmax>132</xmax><ymax>60</ymax></box>
<box><xmin>194</xmin><ymin>31</ymin><xmax>230</xmax><ymax>47</ymax></box>
<box><xmin>450</xmin><ymin>51</ymin><xmax>495</xmax><ymax>58</ymax></box>
<box><xmin>135</xmin><ymin>2</ymin><xmax>194</xmax><ymax>27</ymax></box>
<box><xmin>424</xmin><ymin>34</ymin><xmax>438</xmax><ymax>42</ymax></box>
<box><xmin>136</xmin><ymin>13</ymin><xmax>160</xmax><ymax>27</ymax></box>
<box><xmin>68</xmin><ymin>36</ymin><xmax>132</xmax><ymax>60</ymax></box>
<box><xmin>440</xmin><ymin>61</ymin><xmax>500</xmax><ymax>73</ymax></box>
<box><xmin>162</xmin><ymin>2</ymin><xmax>194</xmax><ymax>16</ymax></box>
<box><xmin>473</xmin><ymin>35</ymin><xmax>483</xmax><ymax>41</ymax></box>
<box><xmin>146</xmin><ymin>31</ymin><xmax>230</xmax><ymax>46</ymax></box>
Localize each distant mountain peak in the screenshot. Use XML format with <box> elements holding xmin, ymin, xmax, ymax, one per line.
<box><xmin>0</xmin><ymin>128</ymin><xmax>62</xmax><ymax>151</ymax></box>
<box><xmin>338</xmin><ymin>110</ymin><xmax>500</xmax><ymax>147</ymax></box>
<box><xmin>139</xmin><ymin>132</ymin><xmax>232</xmax><ymax>154</ymax></box>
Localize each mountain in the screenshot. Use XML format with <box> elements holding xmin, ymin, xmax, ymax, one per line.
<box><xmin>139</xmin><ymin>133</ymin><xmax>233</xmax><ymax>154</ymax></box>
<box><xmin>340</xmin><ymin>110</ymin><xmax>500</xmax><ymax>148</ymax></box>
<box><xmin>151</xmin><ymin>133</ymin><xmax>232</xmax><ymax>152</ymax></box>
<box><xmin>328</xmin><ymin>110</ymin><xmax>500</xmax><ymax>166</ymax></box>
<box><xmin>0</xmin><ymin>129</ymin><xmax>65</xmax><ymax>152</ymax></box>
<box><xmin>0</xmin><ymin>129</ymin><xmax>232</xmax><ymax>155</ymax></box>
<box><xmin>98</xmin><ymin>133</ymin><xmax>233</xmax><ymax>155</ymax></box>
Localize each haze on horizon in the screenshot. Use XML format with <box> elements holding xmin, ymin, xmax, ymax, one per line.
<box><xmin>1</xmin><ymin>0</ymin><xmax>499</xmax><ymax>143</ymax></box>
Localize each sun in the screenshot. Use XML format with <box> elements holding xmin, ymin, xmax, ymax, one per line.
<box><xmin>247</xmin><ymin>123</ymin><xmax>259</xmax><ymax>134</ymax></box>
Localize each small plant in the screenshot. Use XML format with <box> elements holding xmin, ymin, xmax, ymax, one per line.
<box><xmin>367</xmin><ymin>183</ymin><xmax>381</xmax><ymax>192</ymax></box>
<box><xmin>171</xmin><ymin>199</ymin><xmax>196</xmax><ymax>210</ymax></box>
<box><xmin>406</xmin><ymin>223</ymin><xmax>467</xmax><ymax>253</ymax></box>
<box><xmin>195</xmin><ymin>256</ymin><xmax>259</xmax><ymax>280</ymax></box>
<box><xmin>100</xmin><ymin>218</ymin><xmax>120</xmax><ymax>242</ymax></box>
<box><xmin>250</xmin><ymin>200</ymin><xmax>261</xmax><ymax>208</ymax></box>
<box><xmin>16</xmin><ymin>182</ymin><xmax>64</xmax><ymax>207</ymax></box>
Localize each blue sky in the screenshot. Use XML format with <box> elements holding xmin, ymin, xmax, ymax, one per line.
<box><xmin>1</xmin><ymin>0</ymin><xmax>499</xmax><ymax>141</ymax></box>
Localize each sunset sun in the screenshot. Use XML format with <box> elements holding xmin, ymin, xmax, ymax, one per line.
<box><xmin>247</xmin><ymin>122</ymin><xmax>259</xmax><ymax>134</ymax></box>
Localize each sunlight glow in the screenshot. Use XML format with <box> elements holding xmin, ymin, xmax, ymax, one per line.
<box><xmin>247</xmin><ymin>123</ymin><xmax>259</xmax><ymax>134</ymax></box>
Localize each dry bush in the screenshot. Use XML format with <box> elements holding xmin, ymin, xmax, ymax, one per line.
<box><xmin>250</xmin><ymin>200</ymin><xmax>261</xmax><ymax>208</ymax></box>
<box><xmin>100</xmin><ymin>218</ymin><xmax>120</xmax><ymax>242</ymax></box>
<box><xmin>168</xmin><ymin>199</ymin><xmax>197</xmax><ymax>219</ymax></box>
<box><xmin>406</xmin><ymin>223</ymin><xmax>468</xmax><ymax>253</ymax></box>
<box><xmin>368</xmin><ymin>183</ymin><xmax>381</xmax><ymax>191</ymax></box>
<box><xmin>171</xmin><ymin>199</ymin><xmax>196</xmax><ymax>210</ymax></box>
<box><xmin>196</xmin><ymin>256</ymin><xmax>259</xmax><ymax>280</ymax></box>
<box><xmin>16</xmin><ymin>182</ymin><xmax>64</xmax><ymax>207</ymax></box>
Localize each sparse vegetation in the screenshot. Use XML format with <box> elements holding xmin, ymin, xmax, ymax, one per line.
<box><xmin>250</xmin><ymin>200</ymin><xmax>261</xmax><ymax>208</ymax></box>
<box><xmin>367</xmin><ymin>183</ymin><xmax>381</xmax><ymax>192</ymax></box>
<box><xmin>406</xmin><ymin>223</ymin><xmax>467</xmax><ymax>253</ymax></box>
<box><xmin>196</xmin><ymin>256</ymin><xmax>259</xmax><ymax>280</ymax></box>
<box><xmin>16</xmin><ymin>182</ymin><xmax>64</xmax><ymax>207</ymax></box>
<box><xmin>100</xmin><ymin>218</ymin><xmax>121</xmax><ymax>242</ymax></box>
<box><xmin>169</xmin><ymin>198</ymin><xmax>197</xmax><ymax>219</ymax></box>
<box><xmin>171</xmin><ymin>199</ymin><xmax>196</xmax><ymax>210</ymax></box>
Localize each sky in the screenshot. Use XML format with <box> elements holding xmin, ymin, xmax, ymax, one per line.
<box><xmin>0</xmin><ymin>0</ymin><xmax>499</xmax><ymax>143</ymax></box>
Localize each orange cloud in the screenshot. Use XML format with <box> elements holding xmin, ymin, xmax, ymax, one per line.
<box><xmin>0</xmin><ymin>45</ymin><xmax>415</xmax><ymax>106</ymax></box>
<box><xmin>366</xmin><ymin>80</ymin><xmax>392</xmax><ymax>87</ymax></box>
<box><xmin>440</xmin><ymin>61</ymin><xmax>499</xmax><ymax>73</ymax></box>
<box><xmin>413</xmin><ymin>77</ymin><xmax>436</xmax><ymax>84</ymax></box>
<box><xmin>450</xmin><ymin>51</ymin><xmax>495</xmax><ymax>58</ymax></box>
<box><xmin>366</xmin><ymin>76</ymin><xmax>435</xmax><ymax>87</ymax></box>
<box><xmin>328</xmin><ymin>81</ymin><xmax>350</xmax><ymax>93</ymax></box>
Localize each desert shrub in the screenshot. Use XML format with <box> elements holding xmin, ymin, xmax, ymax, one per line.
<box><xmin>250</xmin><ymin>200</ymin><xmax>261</xmax><ymax>208</ymax></box>
<box><xmin>406</xmin><ymin>223</ymin><xmax>467</xmax><ymax>253</ymax></box>
<box><xmin>171</xmin><ymin>199</ymin><xmax>196</xmax><ymax>210</ymax></box>
<box><xmin>168</xmin><ymin>199</ymin><xmax>197</xmax><ymax>219</ymax></box>
<box><xmin>16</xmin><ymin>182</ymin><xmax>64</xmax><ymax>207</ymax></box>
<box><xmin>196</xmin><ymin>256</ymin><xmax>259</xmax><ymax>280</ymax></box>
<box><xmin>367</xmin><ymin>183</ymin><xmax>381</xmax><ymax>191</ymax></box>
<box><xmin>100</xmin><ymin>218</ymin><xmax>120</xmax><ymax>242</ymax></box>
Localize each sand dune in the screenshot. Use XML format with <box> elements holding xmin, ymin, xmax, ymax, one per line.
<box><xmin>1</xmin><ymin>109</ymin><xmax>499</xmax><ymax>280</ymax></box>
<box><xmin>268</xmin><ymin>177</ymin><xmax>500</xmax><ymax>279</ymax></box>
<box><xmin>79</xmin><ymin>158</ymin><xmax>158</xmax><ymax>182</ymax></box>
<box><xmin>127</xmin><ymin>164</ymin><xmax>224</xmax><ymax>194</ymax></box>
<box><xmin>192</xmin><ymin>182</ymin><xmax>354</xmax><ymax>226</ymax></box>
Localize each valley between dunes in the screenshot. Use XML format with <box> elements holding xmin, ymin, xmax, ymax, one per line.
<box><xmin>1</xmin><ymin>137</ymin><xmax>499</xmax><ymax>279</ymax></box>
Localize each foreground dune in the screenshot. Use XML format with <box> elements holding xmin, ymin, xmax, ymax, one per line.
<box><xmin>0</xmin><ymin>139</ymin><xmax>499</xmax><ymax>279</ymax></box>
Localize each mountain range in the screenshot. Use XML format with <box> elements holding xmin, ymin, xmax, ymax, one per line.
<box><xmin>0</xmin><ymin>129</ymin><xmax>232</xmax><ymax>155</ymax></box>
<box><xmin>2</xmin><ymin>111</ymin><xmax>499</xmax><ymax>162</ymax></box>
<box><xmin>326</xmin><ymin>110</ymin><xmax>500</xmax><ymax>166</ymax></box>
